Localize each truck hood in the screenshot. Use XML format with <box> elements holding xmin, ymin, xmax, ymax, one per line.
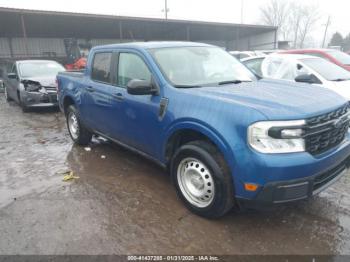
<box><xmin>21</xmin><ymin>76</ymin><xmax>57</xmax><ymax>87</ymax></box>
<box><xmin>190</xmin><ymin>79</ymin><xmax>347</xmax><ymax>120</ymax></box>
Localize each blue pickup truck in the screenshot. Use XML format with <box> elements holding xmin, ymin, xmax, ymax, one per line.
<box><xmin>57</xmin><ymin>42</ymin><xmax>350</xmax><ymax>218</ymax></box>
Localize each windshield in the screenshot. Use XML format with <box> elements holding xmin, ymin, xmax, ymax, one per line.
<box><xmin>149</xmin><ymin>46</ymin><xmax>256</xmax><ymax>87</ymax></box>
<box><xmin>19</xmin><ymin>61</ymin><xmax>65</xmax><ymax>78</ymax></box>
<box><xmin>326</xmin><ymin>50</ymin><xmax>350</xmax><ymax>65</ymax></box>
<box><xmin>301</xmin><ymin>58</ymin><xmax>350</xmax><ymax>81</ymax></box>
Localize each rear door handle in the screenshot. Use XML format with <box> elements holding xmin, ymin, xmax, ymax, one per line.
<box><xmin>112</xmin><ymin>93</ymin><xmax>124</xmax><ymax>101</ymax></box>
<box><xmin>86</xmin><ymin>86</ymin><xmax>95</xmax><ymax>92</ymax></box>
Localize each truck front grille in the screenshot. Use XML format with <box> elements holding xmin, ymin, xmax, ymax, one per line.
<box><xmin>304</xmin><ymin>103</ymin><xmax>350</xmax><ymax>155</ymax></box>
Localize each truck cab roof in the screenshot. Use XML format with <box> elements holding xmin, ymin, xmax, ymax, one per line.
<box><xmin>93</xmin><ymin>41</ymin><xmax>213</xmax><ymax>51</ymax></box>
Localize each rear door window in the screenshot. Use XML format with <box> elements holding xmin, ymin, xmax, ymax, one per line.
<box><xmin>91</xmin><ymin>52</ymin><xmax>112</xmax><ymax>83</ymax></box>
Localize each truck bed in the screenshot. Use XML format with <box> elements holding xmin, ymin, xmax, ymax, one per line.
<box><xmin>58</xmin><ymin>70</ymin><xmax>84</xmax><ymax>78</ymax></box>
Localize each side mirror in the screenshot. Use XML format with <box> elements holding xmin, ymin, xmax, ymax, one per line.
<box><xmin>295</xmin><ymin>74</ymin><xmax>321</xmax><ymax>84</ymax></box>
<box><xmin>127</xmin><ymin>79</ymin><xmax>158</xmax><ymax>95</ymax></box>
<box><xmin>7</xmin><ymin>73</ymin><xmax>17</xmax><ymax>80</ymax></box>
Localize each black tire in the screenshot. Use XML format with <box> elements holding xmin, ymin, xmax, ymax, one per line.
<box><xmin>171</xmin><ymin>140</ymin><xmax>235</xmax><ymax>218</ymax></box>
<box><xmin>66</xmin><ymin>105</ymin><xmax>92</xmax><ymax>145</ymax></box>
<box><xmin>18</xmin><ymin>93</ymin><xmax>29</xmax><ymax>112</ymax></box>
<box><xmin>20</xmin><ymin>102</ymin><xmax>29</xmax><ymax>112</ymax></box>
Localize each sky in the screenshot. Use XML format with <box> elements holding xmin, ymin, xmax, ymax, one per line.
<box><xmin>0</xmin><ymin>0</ymin><xmax>348</xmax><ymax>45</ymax></box>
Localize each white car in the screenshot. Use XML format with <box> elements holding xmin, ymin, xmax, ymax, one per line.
<box><xmin>260</xmin><ymin>54</ymin><xmax>350</xmax><ymax>100</ymax></box>
<box><xmin>229</xmin><ymin>51</ymin><xmax>265</xmax><ymax>60</ymax></box>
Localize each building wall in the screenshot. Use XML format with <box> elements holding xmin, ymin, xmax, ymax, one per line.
<box><xmin>0</xmin><ymin>38</ymin><xmax>11</xmax><ymax>58</ymax></box>
<box><xmin>0</xmin><ymin>37</ymin><xmax>143</xmax><ymax>59</ymax></box>
<box><xmin>225</xmin><ymin>31</ymin><xmax>277</xmax><ymax>51</ymax></box>
<box><xmin>0</xmin><ymin>30</ymin><xmax>276</xmax><ymax>60</ymax></box>
<box><xmin>0</xmin><ymin>37</ymin><xmax>66</xmax><ymax>58</ymax></box>
<box><xmin>247</xmin><ymin>31</ymin><xmax>277</xmax><ymax>50</ymax></box>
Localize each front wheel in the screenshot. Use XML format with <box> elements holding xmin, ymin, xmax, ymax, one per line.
<box><xmin>18</xmin><ymin>94</ymin><xmax>29</xmax><ymax>113</ymax></box>
<box><xmin>171</xmin><ymin>141</ymin><xmax>235</xmax><ymax>218</ymax></box>
<box><xmin>66</xmin><ymin>105</ymin><xmax>92</xmax><ymax>145</ymax></box>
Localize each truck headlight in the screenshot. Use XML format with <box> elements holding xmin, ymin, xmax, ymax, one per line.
<box><xmin>248</xmin><ymin>120</ymin><xmax>306</xmax><ymax>153</ymax></box>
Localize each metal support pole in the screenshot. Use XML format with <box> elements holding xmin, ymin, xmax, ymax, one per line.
<box><xmin>20</xmin><ymin>14</ymin><xmax>28</xmax><ymax>56</ymax></box>
<box><xmin>7</xmin><ymin>38</ymin><xmax>14</xmax><ymax>58</ymax></box>
<box><xmin>322</xmin><ymin>16</ymin><xmax>331</xmax><ymax>48</ymax></box>
<box><xmin>235</xmin><ymin>27</ymin><xmax>240</xmax><ymax>50</ymax></box>
<box><xmin>162</xmin><ymin>0</ymin><xmax>169</xmax><ymax>20</ymax></box>
<box><xmin>186</xmin><ymin>26</ymin><xmax>190</xmax><ymax>41</ymax></box>
<box><xmin>241</xmin><ymin>0</ymin><xmax>244</xmax><ymax>24</ymax></box>
<box><xmin>165</xmin><ymin>0</ymin><xmax>168</xmax><ymax>20</ymax></box>
<box><xmin>274</xmin><ymin>29</ymin><xmax>278</xmax><ymax>49</ymax></box>
<box><xmin>119</xmin><ymin>21</ymin><xmax>123</xmax><ymax>42</ymax></box>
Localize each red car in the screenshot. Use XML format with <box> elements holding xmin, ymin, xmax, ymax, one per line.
<box><xmin>280</xmin><ymin>49</ymin><xmax>350</xmax><ymax>71</ymax></box>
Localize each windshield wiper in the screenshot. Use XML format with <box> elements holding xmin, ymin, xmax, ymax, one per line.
<box><xmin>331</xmin><ymin>78</ymin><xmax>350</xmax><ymax>82</ymax></box>
<box><xmin>174</xmin><ymin>84</ymin><xmax>202</xmax><ymax>88</ymax></box>
<box><xmin>218</xmin><ymin>80</ymin><xmax>252</xmax><ymax>85</ymax></box>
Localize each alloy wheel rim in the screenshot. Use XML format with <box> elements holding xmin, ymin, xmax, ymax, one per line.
<box><xmin>177</xmin><ymin>157</ymin><xmax>215</xmax><ymax>208</ymax></box>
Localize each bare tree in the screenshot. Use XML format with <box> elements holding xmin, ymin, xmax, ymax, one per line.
<box><xmin>288</xmin><ymin>2</ymin><xmax>303</xmax><ymax>48</ymax></box>
<box><xmin>296</xmin><ymin>5</ymin><xmax>320</xmax><ymax>48</ymax></box>
<box><xmin>260</xmin><ymin>0</ymin><xmax>290</xmax><ymax>40</ymax></box>
<box><xmin>260</xmin><ymin>0</ymin><xmax>320</xmax><ymax>48</ymax></box>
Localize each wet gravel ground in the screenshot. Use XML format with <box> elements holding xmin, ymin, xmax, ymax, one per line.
<box><xmin>1</xmin><ymin>95</ymin><xmax>350</xmax><ymax>255</ymax></box>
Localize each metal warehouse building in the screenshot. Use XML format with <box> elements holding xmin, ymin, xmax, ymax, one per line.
<box><xmin>0</xmin><ymin>7</ymin><xmax>277</xmax><ymax>62</ymax></box>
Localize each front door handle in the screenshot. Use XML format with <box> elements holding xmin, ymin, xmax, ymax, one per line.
<box><xmin>86</xmin><ymin>86</ymin><xmax>95</xmax><ymax>92</ymax></box>
<box><xmin>112</xmin><ymin>93</ymin><xmax>124</xmax><ymax>101</ymax></box>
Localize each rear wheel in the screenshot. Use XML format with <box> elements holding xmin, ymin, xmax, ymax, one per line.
<box><xmin>171</xmin><ymin>140</ymin><xmax>235</xmax><ymax>218</ymax></box>
<box><xmin>66</xmin><ymin>105</ymin><xmax>92</xmax><ymax>145</ymax></box>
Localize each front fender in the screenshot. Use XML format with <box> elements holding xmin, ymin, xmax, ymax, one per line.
<box><xmin>162</xmin><ymin>118</ymin><xmax>237</xmax><ymax>175</ymax></box>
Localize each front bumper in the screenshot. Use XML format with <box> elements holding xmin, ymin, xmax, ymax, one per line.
<box><xmin>22</xmin><ymin>91</ymin><xmax>58</xmax><ymax>107</ymax></box>
<box><xmin>237</xmin><ymin>156</ymin><xmax>350</xmax><ymax>209</ymax></box>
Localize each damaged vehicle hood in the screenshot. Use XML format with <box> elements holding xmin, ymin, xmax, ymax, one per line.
<box><xmin>21</xmin><ymin>76</ymin><xmax>57</xmax><ymax>87</ymax></box>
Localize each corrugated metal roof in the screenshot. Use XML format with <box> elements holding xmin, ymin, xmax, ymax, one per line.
<box><xmin>0</xmin><ymin>7</ymin><xmax>277</xmax><ymax>30</ymax></box>
<box><xmin>0</xmin><ymin>7</ymin><xmax>278</xmax><ymax>59</ymax></box>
